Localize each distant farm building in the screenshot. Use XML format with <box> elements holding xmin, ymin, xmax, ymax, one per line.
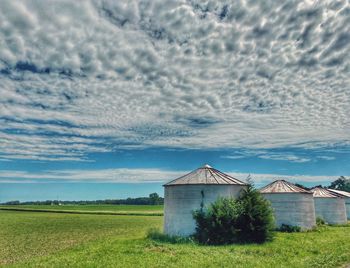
<box><xmin>259</xmin><ymin>180</ymin><xmax>316</xmax><ymax>230</ymax></box>
<box><xmin>327</xmin><ymin>189</ymin><xmax>350</xmax><ymax>220</ymax></box>
<box><xmin>311</xmin><ymin>187</ymin><xmax>347</xmax><ymax>224</ymax></box>
<box><xmin>163</xmin><ymin>164</ymin><xmax>247</xmax><ymax>236</ymax></box>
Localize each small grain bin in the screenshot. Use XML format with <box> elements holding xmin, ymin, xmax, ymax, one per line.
<box><xmin>163</xmin><ymin>164</ymin><xmax>247</xmax><ymax>237</ymax></box>
<box><xmin>259</xmin><ymin>180</ymin><xmax>316</xmax><ymax>230</ymax></box>
<box><xmin>327</xmin><ymin>189</ymin><xmax>350</xmax><ymax>220</ymax></box>
<box><xmin>311</xmin><ymin>187</ymin><xmax>347</xmax><ymax>224</ymax></box>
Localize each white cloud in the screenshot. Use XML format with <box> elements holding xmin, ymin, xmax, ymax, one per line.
<box><xmin>231</xmin><ymin>172</ymin><xmax>343</xmax><ymax>185</ymax></box>
<box><xmin>221</xmin><ymin>150</ymin><xmax>312</xmax><ymax>163</ymax></box>
<box><xmin>257</xmin><ymin>154</ymin><xmax>311</xmax><ymax>163</ymax></box>
<box><xmin>0</xmin><ymin>168</ymin><xmax>185</xmax><ymax>183</ymax></box>
<box><xmin>0</xmin><ymin>0</ymin><xmax>349</xmax><ymax>161</ymax></box>
<box><xmin>0</xmin><ymin>167</ymin><xmax>344</xmax><ymax>185</ymax></box>
<box><xmin>221</xmin><ymin>155</ymin><xmax>247</xmax><ymax>160</ymax></box>
<box><xmin>316</xmin><ymin>156</ymin><xmax>336</xmax><ymax>161</ymax></box>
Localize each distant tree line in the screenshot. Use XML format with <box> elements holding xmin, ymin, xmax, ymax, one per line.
<box><xmin>1</xmin><ymin>193</ymin><xmax>163</xmax><ymax>206</ymax></box>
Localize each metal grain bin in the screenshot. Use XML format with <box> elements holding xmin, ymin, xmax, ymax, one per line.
<box><xmin>260</xmin><ymin>180</ymin><xmax>316</xmax><ymax>230</ymax></box>
<box><xmin>311</xmin><ymin>187</ymin><xmax>347</xmax><ymax>224</ymax></box>
<box><xmin>163</xmin><ymin>164</ymin><xmax>247</xmax><ymax>237</ymax></box>
<box><xmin>328</xmin><ymin>189</ymin><xmax>350</xmax><ymax>220</ymax></box>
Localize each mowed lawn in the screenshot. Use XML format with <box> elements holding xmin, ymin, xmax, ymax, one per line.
<box><xmin>1</xmin><ymin>209</ymin><xmax>350</xmax><ymax>268</ymax></box>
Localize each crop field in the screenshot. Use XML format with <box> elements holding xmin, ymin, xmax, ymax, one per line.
<box><xmin>0</xmin><ymin>204</ymin><xmax>163</xmax><ymax>216</ymax></box>
<box><xmin>0</xmin><ymin>204</ymin><xmax>163</xmax><ymax>212</ymax></box>
<box><xmin>1</xmin><ymin>207</ymin><xmax>350</xmax><ymax>268</ymax></box>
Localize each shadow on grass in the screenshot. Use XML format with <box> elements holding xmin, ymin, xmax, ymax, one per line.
<box><xmin>146</xmin><ymin>229</ymin><xmax>269</xmax><ymax>246</ymax></box>
<box><xmin>327</xmin><ymin>222</ymin><xmax>350</xmax><ymax>227</ymax></box>
<box><xmin>146</xmin><ymin>228</ymin><xmax>196</xmax><ymax>244</ymax></box>
<box><xmin>147</xmin><ymin>223</ymin><xmax>350</xmax><ymax>246</ymax></box>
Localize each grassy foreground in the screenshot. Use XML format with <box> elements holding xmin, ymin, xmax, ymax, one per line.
<box><xmin>1</xmin><ymin>210</ymin><xmax>350</xmax><ymax>268</ymax></box>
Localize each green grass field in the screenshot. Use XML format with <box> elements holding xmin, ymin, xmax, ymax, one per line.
<box><xmin>0</xmin><ymin>204</ymin><xmax>163</xmax><ymax>216</ymax></box>
<box><xmin>0</xmin><ymin>204</ymin><xmax>163</xmax><ymax>212</ymax></box>
<box><xmin>1</xmin><ymin>207</ymin><xmax>350</xmax><ymax>268</ymax></box>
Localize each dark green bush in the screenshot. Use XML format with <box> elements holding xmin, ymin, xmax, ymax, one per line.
<box><xmin>193</xmin><ymin>197</ymin><xmax>242</xmax><ymax>245</ymax></box>
<box><xmin>236</xmin><ymin>184</ymin><xmax>276</xmax><ymax>242</ymax></box>
<box><xmin>193</xmin><ymin>184</ymin><xmax>275</xmax><ymax>245</ymax></box>
<box><xmin>316</xmin><ymin>217</ymin><xmax>326</xmax><ymax>226</ymax></box>
<box><xmin>278</xmin><ymin>224</ymin><xmax>301</xmax><ymax>233</ymax></box>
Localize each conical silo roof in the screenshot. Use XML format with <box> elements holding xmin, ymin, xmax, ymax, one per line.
<box><xmin>312</xmin><ymin>187</ymin><xmax>347</xmax><ymax>224</ymax></box>
<box><xmin>311</xmin><ymin>187</ymin><xmax>343</xmax><ymax>198</ymax></box>
<box><xmin>259</xmin><ymin>179</ymin><xmax>312</xmax><ymax>194</ymax></box>
<box><xmin>259</xmin><ymin>179</ymin><xmax>316</xmax><ymax>229</ymax></box>
<box><xmin>328</xmin><ymin>189</ymin><xmax>350</xmax><ymax>220</ymax></box>
<box><xmin>163</xmin><ymin>164</ymin><xmax>247</xmax><ymax>186</ymax></box>
<box><xmin>327</xmin><ymin>189</ymin><xmax>350</xmax><ymax>198</ymax></box>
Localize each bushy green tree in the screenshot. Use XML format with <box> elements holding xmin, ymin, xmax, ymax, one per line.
<box><xmin>193</xmin><ymin>184</ymin><xmax>275</xmax><ymax>245</ymax></box>
<box><xmin>235</xmin><ymin>184</ymin><xmax>275</xmax><ymax>243</ymax></box>
<box><xmin>193</xmin><ymin>198</ymin><xmax>242</xmax><ymax>245</ymax></box>
<box><xmin>329</xmin><ymin>176</ymin><xmax>350</xmax><ymax>192</ymax></box>
<box><xmin>149</xmin><ymin>193</ymin><xmax>161</xmax><ymax>205</ymax></box>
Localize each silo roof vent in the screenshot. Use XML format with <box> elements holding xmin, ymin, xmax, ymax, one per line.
<box><xmin>202</xmin><ymin>164</ymin><xmax>212</xmax><ymax>168</ymax></box>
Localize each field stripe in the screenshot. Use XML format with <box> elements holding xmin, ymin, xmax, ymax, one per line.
<box><xmin>0</xmin><ymin>207</ymin><xmax>163</xmax><ymax>216</ymax></box>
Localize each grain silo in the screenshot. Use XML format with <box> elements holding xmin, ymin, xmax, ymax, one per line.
<box><xmin>327</xmin><ymin>189</ymin><xmax>350</xmax><ymax>220</ymax></box>
<box><xmin>163</xmin><ymin>164</ymin><xmax>247</xmax><ymax>237</ymax></box>
<box><xmin>311</xmin><ymin>187</ymin><xmax>347</xmax><ymax>224</ymax></box>
<box><xmin>259</xmin><ymin>180</ymin><xmax>316</xmax><ymax>230</ymax></box>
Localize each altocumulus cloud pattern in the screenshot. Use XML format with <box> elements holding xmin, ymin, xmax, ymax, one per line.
<box><xmin>0</xmin><ymin>0</ymin><xmax>349</xmax><ymax>162</ymax></box>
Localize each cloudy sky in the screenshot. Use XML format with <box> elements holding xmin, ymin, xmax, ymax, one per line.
<box><xmin>0</xmin><ymin>0</ymin><xmax>349</xmax><ymax>199</ymax></box>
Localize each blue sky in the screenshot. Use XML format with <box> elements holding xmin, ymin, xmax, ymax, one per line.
<box><xmin>0</xmin><ymin>0</ymin><xmax>349</xmax><ymax>201</ymax></box>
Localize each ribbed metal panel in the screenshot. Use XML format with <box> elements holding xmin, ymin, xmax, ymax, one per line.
<box><xmin>261</xmin><ymin>193</ymin><xmax>316</xmax><ymax>230</ymax></box>
<box><xmin>164</xmin><ymin>184</ymin><xmax>245</xmax><ymax>236</ymax></box>
<box><xmin>311</xmin><ymin>187</ymin><xmax>341</xmax><ymax>198</ymax></box>
<box><xmin>328</xmin><ymin>189</ymin><xmax>350</xmax><ymax>220</ymax></box>
<box><xmin>260</xmin><ymin>180</ymin><xmax>312</xmax><ymax>194</ymax></box>
<box><xmin>328</xmin><ymin>189</ymin><xmax>350</xmax><ymax>198</ymax></box>
<box><xmin>163</xmin><ymin>165</ymin><xmax>246</xmax><ymax>236</ymax></box>
<box><xmin>260</xmin><ymin>180</ymin><xmax>316</xmax><ymax>230</ymax></box>
<box><xmin>164</xmin><ymin>164</ymin><xmax>246</xmax><ymax>186</ymax></box>
<box><xmin>311</xmin><ymin>187</ymin><xmax>347</xmax><ymax>224</ymax></box>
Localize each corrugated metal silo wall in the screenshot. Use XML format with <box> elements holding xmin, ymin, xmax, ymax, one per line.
<box><xmin>345</xmin><ymin>198</ymin><xmax>350</xmax><ymax>220</ymax></box>
<box><xmin>314</xmin><ymin>197</ymin><xmax>347</xmax><ymax>224</ymax></box>
<box><xmin>261</xmin><ymin>193</ymin><xmax>316</xmax><ymax>230</ymax></box>
<box><xmin>164</xmin><ymin>184</ymin><xmax>246</xmax><ymax>237</ymax></box>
